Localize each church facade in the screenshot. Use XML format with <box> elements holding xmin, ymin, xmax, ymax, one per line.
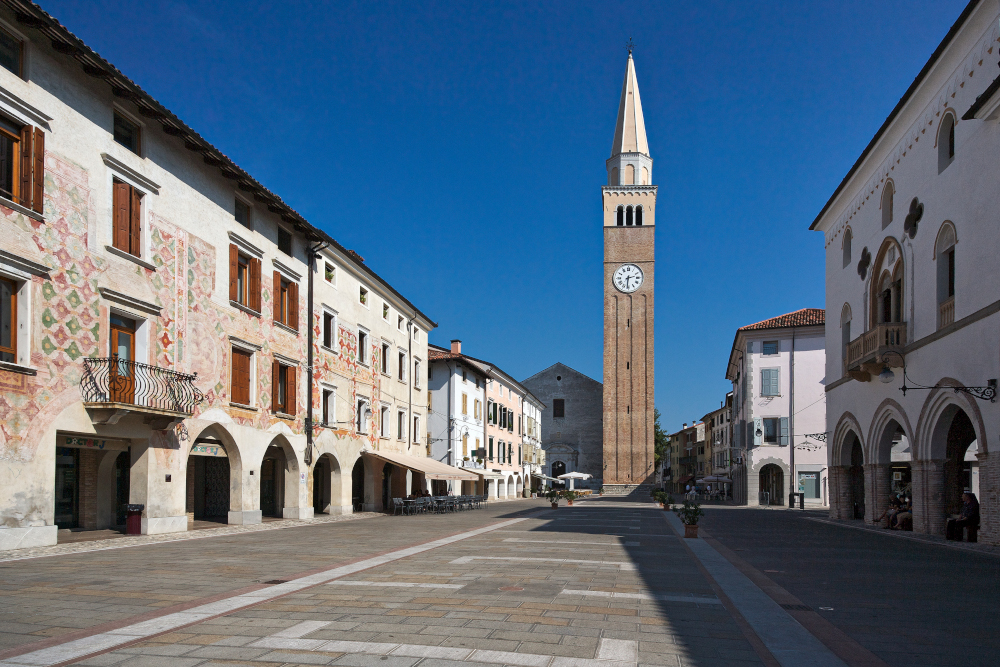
<box><xmin>602</xmin><ymin>53</ymin><xmax>656</xmax><ymax>493</ymax></box>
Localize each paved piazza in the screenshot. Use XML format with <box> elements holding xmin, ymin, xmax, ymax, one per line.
<box><xmin>0</xmin><ymin>498</ymin><xmax>995</xmax><ymax>667</ymax></box>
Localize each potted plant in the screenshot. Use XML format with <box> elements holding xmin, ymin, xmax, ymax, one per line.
<box><xmin>563</xmin><ymin>490</ymin><xmax>578</xmax><ymax>506</ymax></box>
<box><xmin>544</xmin><ymin>489</ymin><xmax>560</xmax><ymax>509</ymax></box>
<box><xmin>672</xmin><ymin>500</ymin><xmax>704</xmax><ymax>538</ymax></box>
<box><xmin>598</xmin><ymin>486</ymin><xmax>605</xmax><ymax>496</ymax></box>
<box><xmin>652</xmin><ymin>490</ymin><xmax>669</xmax><ymax>508</ymax></box>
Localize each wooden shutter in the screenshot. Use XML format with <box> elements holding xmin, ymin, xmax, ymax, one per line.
<box><xmin>286</xmin><ymin>366</ymin><xmax>296</xmax><ymax>415</ymax></box>
<box><xmin>288</xmin><ymin>281</ymin><xmax>298</xmax><ymax>330</ymax></box>
<box><xmin>271</xmin><ymin>359</ymin><xmax>280</xmax><ymax>412</ymax></box>
<box><xmin>249</xmin><ymin>257</ymin><xmax>261</xmax><ymax>312</ymax></box>
<box><xmin>31</xmin><ymin>128</ymin><xmax>43</xmax><ymax>214</ymax></box>
<box><xmin>779</xmin><ymin>417</ymin><xmax>789</xmax><ymax>447</ymax></box>
<box><xmin>273</xmin><ymin>271</ymin><xmax>281</xmax><ymax>323</ymax></box>
<box><xmin>18</xmin><ymin>126</ymin><xmax>30</xmax><ymax>208</ymax></box>
<box><xmin>231</xmin><ymin>348</ymin><xmax>249</xmax><ymax>405</ymax></box>
<box><xmin>130</xmin><ymin>187</ymin><xmax>141</xmax><ymax>257</ymax></box>
<box><xmin>112</xmin><ymin>182</ymin><xmax>130</xmax><ymax>252</ymax></box>
<box><xmin>228</xmin><ymin>244</ymin><xmax>239</xmax><ymax>302</ymax></box>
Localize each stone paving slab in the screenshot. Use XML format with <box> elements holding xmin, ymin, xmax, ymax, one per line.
<box><xmin>0</xmin><ymin>499</ymin><xmax>902</xmax><ymax>667</ymax></box>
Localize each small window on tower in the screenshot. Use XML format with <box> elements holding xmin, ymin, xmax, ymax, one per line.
<box><xmin>616</xmin><ymin>206</ymin><xmax>623</xmax><ymax>226</ymax></box>
<box><xmin>626</xmin><ymin>206</ymin><xmax>633</xmax><ymax>226</ymax></box>
<box><xmin>635</xmin><ymin>206</ymin><xmax>643</xmax><ymax>226</ymax></box>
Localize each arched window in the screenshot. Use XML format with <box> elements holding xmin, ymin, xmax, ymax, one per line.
<box><xmin>842</xmin><ymin>228</ymin><xmax>852</xmax><ymax>269</ymax></box>
<box><xmin>938</xmin><ymin>113</ymin><xmax>956</xmax><ymax>173</ymax></box>
<box><xmin>641</xmin><ymin>167</ymin><xmax>648</xmax><ymax>185</ymax></box>
<box><xmin>616</xmin><ymin>206</ymin><xmax>623</xmax><ymax>226</ymax></box>
<box><xmin>624</xmin><ymin>164</ymin><xmax>634</xmax><ymax>185</ymax></box>
<box><xmin>840</xmin><ymin>303</ymin><xmax>852</xmax><ymax>374</ymax></box>
<box><xmin>610</xmin><ymin>167</ymin><xmax>619</xmax><ymax>186</ymax></box>
<box><xmin>635</xmin><ymin>206</ymin><xmax>643</xmax><ymax>226</ymax></box>
<box><xmin>881</xmin><ymin>182</ymin><xmax>894</xmax><ymax>229</ymax></box>
<box><xmin>625</xmin><ymin>206</ymin><xmax>633</xmax><ymax>226</ymax></box>
<box><xmin>935</xmin><ymin>221</ymin><xmax>957</xmax><ymax>328</ymax></box>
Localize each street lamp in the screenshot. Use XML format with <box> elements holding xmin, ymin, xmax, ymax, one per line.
<box><xmin>877</xmin><ymin>350</ymin><xmax>996</xmax><ymax>402</ymax></box>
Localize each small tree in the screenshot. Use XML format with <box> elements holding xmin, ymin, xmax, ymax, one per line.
<box><xmin>672</xmin><ymin>500</ymin><xmax>704</xmax><ymax>525</ymax></box>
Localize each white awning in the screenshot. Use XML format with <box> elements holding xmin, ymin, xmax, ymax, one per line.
<box><xmin>364</xmin><ymin>450</ymin><xmax>479</xmax><ymax>481</ymax></box>
<box><xmin>473</xmin><ymin>470</ymin><xmax>508</xmax><ymax>480</ymax></box>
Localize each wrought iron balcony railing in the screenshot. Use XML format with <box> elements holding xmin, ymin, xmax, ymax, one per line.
<box><xmin>82</xmin><ymin>356</ymin><xmax>204</xmax><ymax>415</ymax></box>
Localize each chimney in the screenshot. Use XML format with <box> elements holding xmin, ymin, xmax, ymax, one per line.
<box><xmin>682</xmin><ymin>423</ymin><xmax>687</xmax><ymax>429</ymax></box>
<box><xmin>450</xmin><ymin>340</ymin><xmax>462</xmax><ymax>354</ymax></box>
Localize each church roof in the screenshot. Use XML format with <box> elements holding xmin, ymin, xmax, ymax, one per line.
<box><xmin>610</xmin><ymin>54</ymin><xmax>649</xmax><ymax>157</ymax></box>
<box><xmin>738</xmin><ymin>308</ymin><xmax>826</xmax><ymax>331</ymax></box>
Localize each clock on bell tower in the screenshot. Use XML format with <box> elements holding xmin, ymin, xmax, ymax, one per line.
<box><xmin>602</xmin><ymin>50</ymin><xmax>655</xmax><ymax>494</ymax></box>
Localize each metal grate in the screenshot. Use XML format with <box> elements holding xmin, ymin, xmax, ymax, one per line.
<box><xmin>262</xmin><ymin>580</ymin><xmax>289</xmax><ymax>585</ymax></box>
<box><xmin>780</xmin><ymin>603</ymin><xmax>812</xmax><ymax>612</ymax></box>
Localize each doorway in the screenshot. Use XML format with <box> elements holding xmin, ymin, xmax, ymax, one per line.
<box><xmin>382</xmin><ymin>463</ymin><xmax>394</xmax><ymax>511</ymax></box>
<box><xmin>759</xmin><ymin>464</ymin><xmax>784</xmax><ymax>506</ymax></box>
<box><xmin>850</xmin><ymin>438</ymin><xmax>865</xmax><ymax>519</ymax></box>
<box><xmin>54</xmin><ymin>446</ymin><xmax>79</xmax><ymax>529</ymax></box>
<box><xmin>114</xmin><ymin>451</ymin><xmax>130</xmax><ymax>526</ymax></box>
<box><xmin>313</xmin><ymin>455</ymin><xmax>331</xmax><ymax>515</ymax></box>
<box><xmin>109</xmin><ymin>314</ymin><xmax>136</xmax><ymax>405</ymax></box>
<box><xmin>944</xmin><ymin>409</ymin><xmax>976</xmax><ymax>515</ymax></box>
<box><xmin>352</xmin><ymin>459</ymin><xmax>365</xmax><ymax>512</ymax></box>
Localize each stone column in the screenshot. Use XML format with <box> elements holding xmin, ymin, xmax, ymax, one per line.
<box><xmin>912</xmin><ymin>459</ymin><xmax>945</xmax><ymax>535</ymax></box>
<box><xmin>865</xmin><ymin>463</ymin><xmax>891</xmax><ymax>525</ymax></box>
<box><xmin>977</xmin><ymin>451</ymin><xmax>997</xmax><ymax>545</ymax></box>
<box><xmin>130</xmin><ymin>436</ymin><xmax>188</xmax><ymax>535</ymax></box>
<box><xmin>828</xmin><ymin>466</ymin><xmax>849</xmax><ymax>519</ymax></box>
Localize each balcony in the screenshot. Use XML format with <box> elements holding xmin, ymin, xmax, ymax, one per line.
<box><xmin>938</xmin><ymin>297</ymin><xmax>955</xmax><ymax>330</ymax></box>
<box><xmin>81</xmin><ymin>356</ymin><xmax>204</xmax><ymax>428</ymax></box>
<box><xmin>845</xmin><ymin>322</ymin><xmax>906</xmax><ymax>382</ymax></box>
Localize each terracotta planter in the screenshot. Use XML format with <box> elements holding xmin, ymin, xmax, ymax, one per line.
<box><xmin>567</xmin><ymin>500</ymin><xmax>574</xmax><ymax>506</ymax></box>
<box><xmin>550</xmin><ymin>503</ymin><xmax>558</xmax><ymax>509</ymax></box>
<box><xmin>684</xmin><ymin>524</ymin><xmax>699</xmax><ymax>539</ymax></box>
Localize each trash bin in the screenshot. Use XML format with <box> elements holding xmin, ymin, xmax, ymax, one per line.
<box><xmin>125</xmin><ymin>504</ymin><xmax>144</xmax><ymax>535</ymax></box>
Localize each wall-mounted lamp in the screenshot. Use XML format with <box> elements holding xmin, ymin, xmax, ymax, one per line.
<box><xmin>878</xmin><ymin>350</ymin><xmax>996</xmax><ymax>402</ymax></box>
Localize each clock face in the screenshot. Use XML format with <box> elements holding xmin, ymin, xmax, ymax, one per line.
<box><xmin>613</xmin><ymin>264</ymin><xmax>644</xmax><ymax>293</ymax></box>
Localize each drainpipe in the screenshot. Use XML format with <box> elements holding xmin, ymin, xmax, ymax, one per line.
<box><xmin>789</xmin><ymin>327</ymin><xmax>795</xmax><ymax>508</ymax></box>
<box><xmin>305</xmin><ymin>241</ymin><xmax>329</xmax><ymax>466</ymax></box>
<box><xmin>407</xmin><ymin>316</ymin><xmax>414</xmax><ymax>454</ymax></box>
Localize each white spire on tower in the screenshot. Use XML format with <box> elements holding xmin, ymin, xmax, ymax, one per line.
<box><xmin>610</xmin><ymin>52</ymin><xmax>649</xmax><ymax>158</ymax></box>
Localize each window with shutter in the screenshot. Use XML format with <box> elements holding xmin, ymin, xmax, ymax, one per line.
<box><xmin>761</xmin><ymin>369</ymin><xmax>779</xmax><ymax>396</ymax></box>
<box><xmin>31</xmin><ymin>127</ymin><xmax>43</xmax><ymax>214</ymax></box>
<box><xmin>779</xmin><ymin>417</ymin><xmax>788</xmax><ymax>446</ymax></box>
<box><xmin>110</xmin><ymin>180</ymin><xmax>143</xmax><ymax>257</ymax></box>
<box><xmin>0</xmin><ymin>119</ymin><xmax>43</xmax><ymax>212</ymax></box>
<box><xmin>230</xmin><ymin>347</ymin><xmax>252</xmax><ymax>406</ymax></box>
<box><xmin>462</xmin><ymin>394</ymin><xmax>467</xmax><ymax>415</ymax></box>
<box><xmin>249</xmin><ymin>257</ymin><xmax>261</xmax><ymax>312</ymax></box>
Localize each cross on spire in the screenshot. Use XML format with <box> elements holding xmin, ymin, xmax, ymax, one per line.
<box><xmin>626</xmin><ymin>37</ymin><xmax>634</xmax><ymax>56</ymax></box>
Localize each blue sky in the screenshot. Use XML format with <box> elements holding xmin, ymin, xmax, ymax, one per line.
<box><xmin>43</xmin><ymin>0</ymin><xmax>969</xmax><ymax>431</ymax></box>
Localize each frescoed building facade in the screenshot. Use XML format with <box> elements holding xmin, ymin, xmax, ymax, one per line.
<box><xmin>0</xmin><ymin>2</ymin><xmax>447</xmax><ymax>550</ymax></box>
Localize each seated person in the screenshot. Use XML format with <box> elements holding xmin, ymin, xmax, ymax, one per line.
<box><xmin>893</xmin><ymin>497</ymin><xmax>913</xmax><ymax>530</ymax></box>
<box><xmin>947</xmin><ymin>492</ymin><xmax>980</xmax><ymax>541</ymax></box>
<box><xmin>874</xmin><ymin>495</ymin><xmax>902</xmax><ymax>528</ymax></box>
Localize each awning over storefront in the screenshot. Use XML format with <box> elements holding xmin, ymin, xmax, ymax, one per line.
<box><xmin>365</xmin><ymin>450</ymin><xmax>479</xmax><ymax>481</ymax></box>
<box><xmin>531</xmin><ymin>474</ymin><xmax>560</xmax><ymax>482</ymax></box>
<box><xmin>676</xmin><ymin>475</ymin><xmax>694</xmax><ymax>485</ymax></box>
<box><xmin>476</xmin><ymin>470</ymin><xmax>508</xmax><ymax>481</ymax></box>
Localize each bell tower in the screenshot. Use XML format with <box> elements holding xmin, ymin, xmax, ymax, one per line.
<box><xmin>602</xmin><ymin>50</ymin><xmax>656</xmax><ymax>494</ymax></box>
